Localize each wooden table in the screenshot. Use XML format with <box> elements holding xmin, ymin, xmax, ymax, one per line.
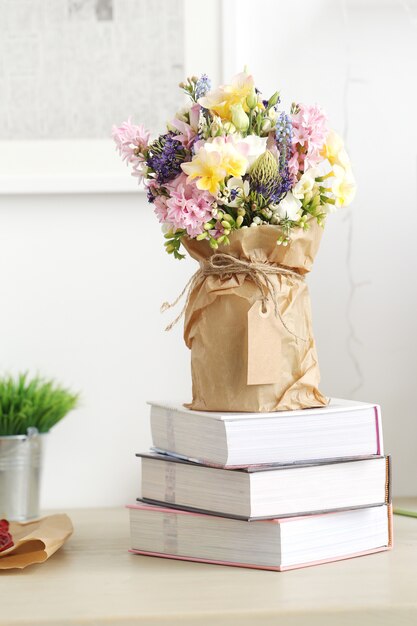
<box><xmin>1</xmin><ymin>501</ymin><xmax>416</xmax><ymax>625</ymax></box>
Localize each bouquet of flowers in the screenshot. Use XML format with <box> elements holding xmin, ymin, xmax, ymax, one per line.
<box><xmin>113</xmin><ymin>70</ymin><xmax>356</xmax><ymax>260</ymax></box>
<box><xmin>113</xmin><ymin>70</ymin><xmax>355</xmax><ymax>413</ymax></box>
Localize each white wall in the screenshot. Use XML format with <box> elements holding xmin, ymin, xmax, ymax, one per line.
<box><xmin>231</xmin><ymin>0</ymin><xmax>417</xmax><ymax>494</ymax></box>
<box><xmin>0</xmin><ymin>0</ymin><xmax>416</xmax><ymax>506</ymax></box>
<box><xmin>0</xmin><ymin>193</ymin><xmax>194</xmax><ymax>507</ymax></box>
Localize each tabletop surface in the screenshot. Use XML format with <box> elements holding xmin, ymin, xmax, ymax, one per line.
<box><xmin>1</xmin><ymin>500</ymin><xmax>416</xmax><ymax>626</ymax></box>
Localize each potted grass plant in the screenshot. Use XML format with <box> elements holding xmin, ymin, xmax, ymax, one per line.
<box><xmin>0</xmin><ymin>373</ymin><xmax>78</xmax><ymax>521</ymax></box>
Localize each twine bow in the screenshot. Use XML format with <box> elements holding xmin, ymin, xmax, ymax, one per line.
<box><xmin>161</xmin><ymin>252</ymin><xmax>306</xmax><ymax>340</ymax></box>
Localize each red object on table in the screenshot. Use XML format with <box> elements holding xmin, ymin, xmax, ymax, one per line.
<box><xmin>0</xmin><ymin>519</ymin><xmax>14</xmax><ymax>552</ymax></box>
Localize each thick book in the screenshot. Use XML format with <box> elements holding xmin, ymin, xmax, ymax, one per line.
<box><xmin>128</xmin><ymin>503</ymin><xmax>392</xmax><ymax>571</ymax></box>
<box><xmin>138</xmin><ymin>453</ymin><xmax>391</xmax><ymax>520</ymax></box>
<box><xmin>149</xmin><ymin>398</ymin><xmax>383</xmax><ymax>467</ymax></box>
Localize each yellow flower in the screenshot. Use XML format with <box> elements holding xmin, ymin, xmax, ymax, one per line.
<box><xmin>322</xmin><ymin>130</ymin><xmax>352</xmax><ymax>170</ymax></box>
<box><xmin>208</xmin><ymin>139</ymin><xmax>248</xmax><ymax>178</ymax></box>
<box><xmin>182</xmin><ymin>138</ymin><xmax>248</xmax><ymax>196</ymax></box>
<box><xmin>181</xmin><ymin>147</ymin><xmax>227</xmax><ymax>195</ymax></box>
<box><xmin>198</xmin><ymin>71</ymin><xmax>255</xmax><ymax>121</ymax></box>
<box><xmin>322</xmin><ymin>130</ymin><xmax>343</xmax><ymax>163</ymax></box>
<box><xmin>332</xmin><ymin>164</ymin><xmax>356</xmax><ymax>207</ymax></box>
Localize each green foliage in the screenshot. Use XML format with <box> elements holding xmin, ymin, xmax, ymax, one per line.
<box><xmin>164</xmin><ymin>229</ymin><xmax>186</xmax><ymax>260</ymax></box>
<box><xmin>0</xmin><ymin>373</ymin><xmax>79</xmax><ymax>436</ymax></box>
<box><xmin>179</xmin><ymin>76</ymin><xmax>199</xmax><ymax>102</ymax></box>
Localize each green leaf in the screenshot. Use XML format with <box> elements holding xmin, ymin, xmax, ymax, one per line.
<box><xmin>0</xmin><ymin>373</ymin><xmax>79</xmax><ymax>435</ymax></box>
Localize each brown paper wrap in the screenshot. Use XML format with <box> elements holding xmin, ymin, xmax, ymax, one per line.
<box><xmin>0</xmin><ymin>514</ymin><xmax>73</xmax><ymax>570</ymax></box>
<box><xmin>182</xmin><ymin>222</ymin><xmax>328</xmax><ymax>412</ymax></box>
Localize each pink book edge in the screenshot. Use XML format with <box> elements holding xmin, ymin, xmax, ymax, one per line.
<box><xmin>129</xmin><ymin>545</ymin><xmax>391</xmax><ymax>572</ymax></box>
<box><xmin>127</xmin><ymin>504</ymin><xmax>393</xmax><ymax>570</ymax></box>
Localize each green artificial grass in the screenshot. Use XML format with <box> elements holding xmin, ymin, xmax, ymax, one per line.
<box><xmin>0</xmin><ymin>373</ymin><xmax>79</xmax><ymax>436</ymax></box>
<box><xmin>393</xmin><ymin>508</ymin><xmax>417</xmax><ymax>519</ymax></box>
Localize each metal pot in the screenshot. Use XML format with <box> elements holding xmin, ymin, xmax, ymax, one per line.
<box><xmin>0</xmin><ymin>429</ymin><xmax>45</xmax><ymax>521</ymax></box>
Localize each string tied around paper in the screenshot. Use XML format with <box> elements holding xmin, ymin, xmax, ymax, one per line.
<box><xmin>161</xmin><ymin>252</ymin><xmax>307</xmax><ymax>341</ymax></box>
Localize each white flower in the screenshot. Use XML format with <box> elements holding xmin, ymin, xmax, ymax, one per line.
<box><xmin>323</xmin><ymin>202</ymin><xmax>338</xmax><ymax>215</ymax></box>
<box><xmin>227</xmin><ymin>176</ymin><xmax>250</xmax><ymax>195</ymax></box>
<box><xmin>276</xmin><ymin>192</ymin><xmax>302</xmax><ymax>221</ymax></box>
<box><xmin>218</xmin><ymin>176</ymin><xmax>250</xmax><ymax>208</ymax></box>
<box><xmin>175</xmin><ymin>104</ymin><xmax>192</xmax><ymax>122</ymax></box>
<box><xmin>210</xmin><ymin>115</ymin><xmax>223</xmax><ymax>137</ymax></box>
<box><xmin>268</xmin><ymin>108</ymin><xmax>279</xmax><ymax>122</ymax></box>
<box><xmin>293</xmin><ymin>168</ymin><xmax>318</xmax><ymax>200</ymax></box>
<box><xmin>223</xmin><ymin>121</ymin><xmax>237</xmax><ymax>134</ymax></box>
<box><xmin>238</xmin><ymin>134</ymin><xmax>268</xmax><ymax>169</ymax></box>
<box><xmin>197</xmin><ymin>110</ymin><xmax>210</xmax><ymax>138</ymax></box>
<box><xmin>336</xmin><ymin>148</ymin><xmax>351</xmax><ymax>170</ymax></box>
<box><xmin>261</xmin><ymin>118</ymin><xmax>273</xmax><ymax>133</ymax></box>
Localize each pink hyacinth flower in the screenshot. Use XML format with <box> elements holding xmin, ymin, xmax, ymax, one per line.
<box><xmin>153</xmin><ymin>194</ymin><xmax>169</xmax><ymax>225</ymax></box>
<box><xmin>170</xmin><ymin>104</ymin><xmax>201</xmax><ymax>149</ymax></box>
<box><xmin>112</xmin><ymin>117</ymin><xmax>150</xmax><ymax>180</ymax></box>
<box><xmin>291</xmin><ymin>103</ymin><xmax>328</xmax><ymax>176</ymax></box>
<box><xmin>288</xmin><ymin>151</ymin><xmax>302</xmax><ymax>181</ymax></box>
<box><xmin>165</xmin><ymin>173</ymin><xmax>213</xmax><ymax>237</ymax></box>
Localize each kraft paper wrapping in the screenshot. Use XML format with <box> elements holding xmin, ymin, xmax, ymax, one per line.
<box><xmin>182</xmin><ymin>222</ymin><xmax>328</xmax><ymax>412</ymax></box>
<box><xmin>0</xmin><ymin>514</ymin><xmax>73</xmax><ymax>570</ymax></box>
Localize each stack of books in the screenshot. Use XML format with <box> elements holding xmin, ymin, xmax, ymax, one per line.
<box><xmin>128</xmin><ymin>399</ymin><xmax>392</xmax><ymax>571</ymax></box>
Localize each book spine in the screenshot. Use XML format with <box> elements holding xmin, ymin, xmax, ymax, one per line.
<box><xmin>387</xmin><ymin>503</ymin><xmax>394</xmax><ymax>548</ymax></box>
<box><xmin>385</xmin><ymin>456</ymin><xmax>392</xmax><ymax>504</ymax></box>
<box><xmin>375</xmin><ymin>405</ymin><xmax>384</xmax><ymax>455</ymax></box>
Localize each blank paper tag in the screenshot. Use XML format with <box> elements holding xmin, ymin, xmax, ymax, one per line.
<box><xmin>247</xmin><ymin>301</ymin><xmax>282</xmax><ymax>385</ymax></box>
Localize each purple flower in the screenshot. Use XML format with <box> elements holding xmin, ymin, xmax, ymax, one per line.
<box><xmin>195</xmin><ymin>74</ymin><xmax>211</xmax><ymax>100</ymax></box>
<box><xmin>276</xmin><ymin>112</ymin><xmax>293</xmax><ymax>172</ymax></box>
<box><xmin>146</xmin><ymin>133</ymin><xmax>186</xmax><ymax>184</ymax></box>
<box><xmin>250</xmin><ymin>166</ymin><xmax>292</xmax><ymax>205</ymax></box>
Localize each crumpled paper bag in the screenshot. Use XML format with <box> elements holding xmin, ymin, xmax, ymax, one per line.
<box><xmin>0</xmin><ymin>514</ymin><xmax>73</xmax><ymax>570</ymax></box>
<box><xmin>182</xmin><ymin>222</ymin><xmax>328</xmax><ymax>412</ymax></box>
